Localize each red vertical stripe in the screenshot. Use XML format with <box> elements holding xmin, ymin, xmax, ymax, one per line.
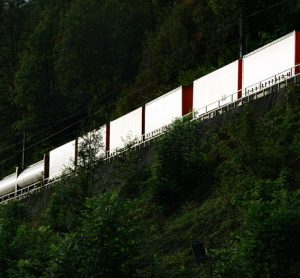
<box><xmin>44</xmin><ymin>154</ymin><xmax>49</xmax><ymax>180</ymax></box>
<box><xmin>15</xmin><ymin>167</ymin><xmax>19</xmax><ymax>191</ymax></box>
<box><xmin>142</xmin><ymin>106</ymin><xmax>145</xmax><ymax>140</ymax></box>
<box><xmin>106</xmin><ymin>123</ymin><xmax>110</xmax><ymax>154</ymax></box>
<box><xmin>295</xmin><ymin>32</ymin><xmax>300</xmax><ymax>74</ymax></box>
<box><xmin>182</xmin><ymin>86</ymin><xmax>193</xmax><ymax>116</ymax></box>
<box><xmin>238</xmin><ymin>58</ymin><xmax>243</xmax><ymax>98</ymax></box>
<box><xmin>74</xmin><ymin>138</ymin><xmax>78</xmax><ymax>166</ymax></box>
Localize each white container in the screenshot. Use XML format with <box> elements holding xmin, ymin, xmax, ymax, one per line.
<box><xmin>145</xmin><ymin>86</ymin><xmax>182</xmax><ymax>136</ymax></box>
<box><xmin>49</xmin><ymin>140</ymin><xmax>76</xmax><ymax>180</ymax></box>
<box><xmin>110</xmin><ymin>107</ymin><xmax>143</xmax><ymax>152</ymax></box>
<box><xmin>17</xmin><ymin>160</ymin><xmax>44</xmax><ymax>188</ymax></box>
<box><xmin>193</xmin><ymin>60</ymin><xmax>239</xmax><ymax>115</ymax></box>
<box><xmin>0</xmin><ymin>173</ymin><xmax>16</xmax><ymax>196</ymax></box>
<box><xmin>243</xmin><ymin>31</ymin><xmax>296</xmax><ymax>95</ymax></box>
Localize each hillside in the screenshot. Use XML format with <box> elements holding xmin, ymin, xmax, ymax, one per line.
<box><xmin>0</xmin><ymin>84</ymin><xmax>299</xmax><ymax>277</ymax></box>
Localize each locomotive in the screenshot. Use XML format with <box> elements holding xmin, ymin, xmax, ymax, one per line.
<box><xmin>1</xmin><ymin>31</ymin><xmax>299</xmax><ymax>200</ymax></box>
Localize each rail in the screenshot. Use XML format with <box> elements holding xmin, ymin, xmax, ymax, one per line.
<box><xmin>1</xmin><ymin>65</ymin><xmax>299</xmax><ymax>204</ymax></box>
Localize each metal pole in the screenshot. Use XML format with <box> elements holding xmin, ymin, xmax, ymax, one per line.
<box><xmin>239</xmin><ymin>3</ymin><xmax>245</xmax><ymax>58</ymax></box>
<box><xmin>22</xmin><ymin>129</ymin><xmax>26</xmax><ymax>169</ymax></box>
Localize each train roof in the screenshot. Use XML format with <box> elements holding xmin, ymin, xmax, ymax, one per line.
<box><xmin>244</xmin><ymin>30</ymin><xmax>295</xmax><ymax>58</ymax></box>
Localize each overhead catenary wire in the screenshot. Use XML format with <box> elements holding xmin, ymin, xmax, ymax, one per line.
<box><xmin>247</xmin><ymin>0</ymin><xmax>295</xmax><ymax>18</ymax></box>
<box><xmin>0</xmin><ymin>27</ymin><xmax>284</xmax><ymax>167</ymax></box>
<box><xmin>0</xmin><ymin>3</ymin><xmax>253</xmax><ymax>156</ymax></box>
<box><xmin>0</xmin><ymin>0</ymin><xmax>289</xmax><ymax>154</ymax></box>
<box><xmin>0</xmin><ymin>40</ymin><xmax>207</xmax><ymax>166</ymax></box>
<box><xmin>0</xmin><ymin>30</ymin><xmax>223</xmax><ymax>156</ymax></box>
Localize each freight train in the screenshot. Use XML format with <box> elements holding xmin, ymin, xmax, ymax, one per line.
<box><xmin>1</xmin><ymin>31</ymin><xmax>300</xmax><ymax>200</ymax></box>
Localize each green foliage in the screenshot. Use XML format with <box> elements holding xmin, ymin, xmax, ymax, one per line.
<box><xmin>7</xmin><ymin>225</ymin><xmax>59</xmax><ymax>278</ymax></box>
<box><xmin>242</xmin><ymin>178</ymin><xmax>300</xmax><ymax>277</ymax></box>
<box><xmin>14</xmin><ymin>6</ymin><xmax>63</xmax><ymax>128</ymax></box>
<box><xmin>77</xmin><ymin>129</ymin><xmax>104</xmax><ymax>169</ymax></box>
<box><xmin>47</xmin><ymin>127</ymin><xmax>105</xmax><ymax>233</ymax></box>
<box><xmin>49</xmin><ymin>193</ymin><xmax>147</xmax><ymax>277</ymax></box>
<box><xmin>178</xmin><ymin>64</ymin><xmax>216</xmax><ymax>86</ymax></box>
<box><xmin>215</xmin><ymin>88</ymin><xmax>300</xmax><ymax>205</ymax></box>
<box><xmin>113</xmin><ymin>150</ymin><xmax>152</xmax><ymax>199</ymax></box>
<box><xmin>47</xmin><ymin>176</ymin><xmax>86</xmax><ymax>233</ymax></box>
<box><xmin>126</xmin><ymin>2</ymin><xmax>196</xmax><ymax>109</ymax></box>
<box><xmin>0</xmin><ymin>188</ymin><xmax>149</xmax><ymax>277</ymax></box>
<box><xmin>77</xmin><ymin>128</ymin><xmax>105</xmax><ymax>195</ymax></box>
<box><xmin>55</xmin><ymin>0</ymin><xmax>151</xmax><ymax>105</ymax></box>
<box><xmin>1</xmin><ymin>88</ymin><xmax>300</xmax><ymax>276</ymax></box>
<box><xmin>212</xmin><ymin>177</ymin><xmax>300</xmax><ymax>278</ymax></box>
<box><xmin>150</xmin><ymin>119</ymin><xmax>214</xmax><ymax>214</ymax></box>
<box><xmin>0</xmin><ymin>202</ymin><xmax>29</xmax><ymax>275</ymax></box>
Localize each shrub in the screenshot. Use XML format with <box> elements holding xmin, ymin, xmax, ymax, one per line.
<box><xmin>150</xmin><ymin>119</ymin><xmax>214</xmax><ymax>214</ymax></box>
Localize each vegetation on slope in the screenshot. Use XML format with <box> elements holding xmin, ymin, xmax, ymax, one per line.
<box><xmin>0</xmin><ymin>86</ymin><xmax>299</xmax><ymax>277</ymax></box>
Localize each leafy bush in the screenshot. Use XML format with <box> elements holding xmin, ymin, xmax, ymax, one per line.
<box><xmin>150</xmin><ymin>119</ymin><xmax>214</xmax><ymax>214</ymax></box>
<box><xmin>62</xmin><ymin>193</ymin><xmax>147</xmax><ymax>277</ymax></box>
<box><xmin>7</xmin><ymin>225</ymin><xmax>59</xmax><ymax>278</ymax></box>
<box><xmin>46</xmin><ymin>173</ymin><xmax>89</xmax><ymax>233</ymax></box>
<box><xmin>0</xmin><ymin>202</ymin><xmax>29</xmax><ymax>276</ymax></box>
<box><xmin>212</xmin><ymin>176</ymin><xmax>300</xmax><ymax>278</ymax></box>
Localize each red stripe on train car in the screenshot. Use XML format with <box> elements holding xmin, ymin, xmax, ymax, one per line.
<box><xmin>44</xmin><ymin>154</ymin><xmax>49</xmax><ymax>180</ymax></box>
<box><xmin>106</xmin><ymin>123</ymin><xmax>110</xmax><ymax>153</ymax></box>
<box><xmin>182</xmin><ymin>86</ymin><xmax>193</xmax><ymax>116</ymax></box>
<box><xmin>74</xmin><ymin>138</ymin><xmax>78</xmax><ymax>166</ymax></box>
<box><xmin>238</xmin><ymin>58</ymin><xmax>243</xmax><ymax>98</ymax></box>
<box><xmin>295</xmin><ymin>31</ymin><xmax>300</xmax><ymax>74</ymax></box>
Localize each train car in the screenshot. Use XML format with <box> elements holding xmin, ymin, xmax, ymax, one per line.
<box><xmin>144</xmin><ymin>86</ymin><xmax>193</xmax><ymax>139</ymax></box>
<box><xmin>0</xmin><ymin>172</ymin><xmax>17</xmax><ymax>196</ymax></box>
<box><xmin>242</xmin><ymin>31</ymin><xmax>300</xmax><ymax>96</ymax></box>
<box><xmin>193</xmin><ymin>60</ymin><xmax>241</xmax><ymax>115</ymax></box>
<box><xmin>145</xmin><ymin>87</ymin><xmax>182</xmax><ymax>138</ymax></box>
<box><xmin>77</xmin><ymin>126</ymin><xmax>107</xmax><ymax>165</ymax></box>
<box><xmin>49</xmin><ymin>140</ymin><xmax>77</xmax><ymax>180</ymax></box>
<box><xmin>17</xmin><ymin>160</ymin><xmax>45</xmax><ymax>188</ymax></box>
<box><xmin>109</xmin><ymin>107</ymin><xmax>143</xmax><ymax>153</ymax></box>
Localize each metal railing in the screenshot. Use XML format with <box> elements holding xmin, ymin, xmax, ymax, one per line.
<box><xmin>0</xmin><ymin>178</ymin><xmax>54</xmax><ymax>204</ymax></box>
<box><xmin>1</xmin><ymin>65</ymin><xmax>299</xmax><ymax>204</ymax></box>
<box><xmin>105</xmin><ymin>65</ymin><xmax>300</xmax><ymax>161</ymax></box>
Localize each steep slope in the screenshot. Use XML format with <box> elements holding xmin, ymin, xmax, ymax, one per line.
<box><xmin>0</xmin><ymin>83</ymin><xmax>298</xmax><ymax>277</ymax></box>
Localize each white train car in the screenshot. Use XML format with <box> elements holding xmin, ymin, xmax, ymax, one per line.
<box><xmin>17</xmin><ymin>160</ymin><xmax>44</xmax><ymax>188</ymax></box>
<box><xmin>49</xmin><ymin>140</ymin><xmax>77</xmax><ymax>180</ymax></box>
<box><xmin>0</xmin><ymin>172</ymin><xmax>17</xmax><ymax>196</ymax></box>
<box><xmin>243</xmin><ymin>31</ymin><xmax>300</xmax><ymax>96</ymax></box>
<box><xmin>145</xmin><ymin>87</ymin><xmax>182</xmax><ymax>137</ymax></box>
<box><xmin>145</xmin><ymin>86</ymin><xmax>193</xmax><ymax>138</ymax></box>
<box><xmin>193</xmin><ymin>60</ymin><xmax>241</xmax><ymax>115</ymax></box>
<box><xmin>77</xmin><ymin>126</ymin><xmax>107</xmax><ymax>165</ymax></box>
<box><xmin>109</xmin><ymin>107</ymin><xmax>143</xmax><ymax>153</ymax></box>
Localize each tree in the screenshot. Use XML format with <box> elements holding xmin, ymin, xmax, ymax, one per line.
<box><xmin>56</xmin><ymin>193</ymin><xmax>146</xmax><ymax>277</ymax></box>
<box><xmin>0</xmin><ymin>0</ymin><xmax>35</xmax><ymax>174</ymax></box>
<box><xmin>0</xmin><ymin>202</ymin><xmax>28</xmax><ymax>275</ymax></box>
<box><xmin>150</xmin><ymin>119</ymin><xmax>214</xmax><ymax>214</ymax></box>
